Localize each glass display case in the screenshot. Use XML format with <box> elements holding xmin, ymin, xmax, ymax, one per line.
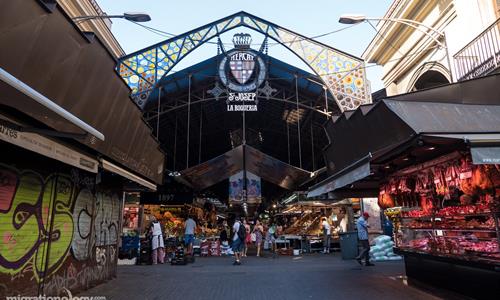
<box><xmin>395</xmin><ymin>205</ymin><xmax>500</xmax><ymax>265</ymax></box>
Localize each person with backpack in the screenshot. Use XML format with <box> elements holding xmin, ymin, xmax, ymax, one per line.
<box><xmin>232</xmin><ymin>216</ymin><xmax>246</xmax><ymax>265</ymax></box>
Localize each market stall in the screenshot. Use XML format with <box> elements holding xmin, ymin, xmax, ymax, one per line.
<box><xmin>310</xmin><ymin>75</ymin><xmax>500</xmax><ymax>298</ymax></box>
<box><xmin>382</xmin><ymin>153</ymin><xmax>500</xmax><ymax>298</ymax></box>
<box><xmin>278</xmin><ymin>201</ymin><xmax>353</xmax><ymax>253</ymax></box>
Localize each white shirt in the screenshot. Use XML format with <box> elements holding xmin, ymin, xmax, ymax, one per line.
<box><xmin>185</xmin><ymin>218</ymin><xmax>196</xmax><ymax>235</ymax></box>
<box><xmin>322</xmin><ymin>220</ymin><xmax>331</xmax><ymax>235</ymax></box>
<box><xmin>233</xmin><ymin>221</ymin><xmax>241</xmax><ymax>241</ymax></box>
<box><xmin>152</xmin><ymin>222</ymin><xmax>162</xmax><ymax>236</ymax></box>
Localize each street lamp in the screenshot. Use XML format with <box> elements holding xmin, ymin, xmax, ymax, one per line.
<box><xmin>339</xmin><ymin>14</ymin><xmax>452</xmax><ymax>81</ymax></box>
<box><xmin>72</xmin><ymin>12</ymin><xmax>151</xmax><ymax>23</ymax></box>
<box><xmin>338</xmin><ymin>14</ymin><xmax>445</xmax><ymax>49</ymax></box>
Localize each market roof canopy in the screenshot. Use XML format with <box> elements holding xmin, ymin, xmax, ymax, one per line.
<box><xmin>117</xmin><ymin>11</ymin><xmax>371</xmax><ymax>112</ymax></box>
<box><xmin>180</xmin><ymin>145</ymin><xmax>311</xmax><ymax>190</ymax></box>
<box><xmin>148</xmin><ymin>54</ymin><xmax>333</xmax><ymax>176</ymax></box>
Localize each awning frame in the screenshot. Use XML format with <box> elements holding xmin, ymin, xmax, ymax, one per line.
<box><xmin>307</xmin><ymin>153</ymin><xmax>372</xmax><ymax>198</ymax></box>
<box><xmin>101</xmin><ymin>159</ymin><xmax>157</xmax><ymax>191</ymax></box>
<box><xmin>0</xmin><ymin>67</ymin><xmax>105</xmax><ymax>141</ymax></box>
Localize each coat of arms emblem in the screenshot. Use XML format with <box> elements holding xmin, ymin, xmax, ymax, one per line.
<box><xmin>229</xmin><ymin>35</ymin><xmax>256</xmax><ymax>84</ymax></box>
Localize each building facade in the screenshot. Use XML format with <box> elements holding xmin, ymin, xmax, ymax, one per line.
<box><xmin>0</xmin><ymin>0</ymin><xmax>163</xmax><ymax>297</ymax></box>
<box><xmin>57</xmin><ymin>0</ymin><xmax>124</xmax><ymax>57</ymax></box>
<box><xmin>363</xmin><ymin>0</ymin><xmax>500</xmax><ymax>96</ymax></box>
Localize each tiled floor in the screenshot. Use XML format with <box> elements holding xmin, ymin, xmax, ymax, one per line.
<box><xmin>81</xmin><ymin>253</ymin><xmax>441</xmax><ymax>300</ymax></box>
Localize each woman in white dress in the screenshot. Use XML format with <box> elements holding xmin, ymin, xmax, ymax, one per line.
<box><xmin>149</xmin><ymin>216</ymin><xmax>165</xmax><ymax>264</ymax></box>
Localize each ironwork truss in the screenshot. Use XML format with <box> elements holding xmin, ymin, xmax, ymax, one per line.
<box><xmin>117</xmin><ymin>11</ymin><xmax>371</xmax><ymax>112</ymax></box>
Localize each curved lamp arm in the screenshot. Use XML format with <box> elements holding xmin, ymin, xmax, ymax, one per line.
<box><xmin>367</xmin><ymin>18</ymin><xmax>446</xmax><ymax>48</ymax></box>
<box><xmin>339</xmin><ymin>15</ymin><xmax>446</xmax><ymax>49</ymax></box>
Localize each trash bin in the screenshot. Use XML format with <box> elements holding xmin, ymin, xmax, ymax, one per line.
<box><xmin>339</xmin><ymin>232</ymin><xmax>358</xmax><ymax>260</ymax></box>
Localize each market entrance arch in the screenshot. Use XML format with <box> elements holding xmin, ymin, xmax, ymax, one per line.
<box><xmin>117</xmin><ymin>11</ymin><xmax>371</xmax><ymax>112</ymax></box>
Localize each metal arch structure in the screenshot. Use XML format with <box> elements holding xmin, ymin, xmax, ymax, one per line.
<box><xmin>117</xmin><ymin>11</ymin><xmax>371</xmax><ymax>112</ymax></box>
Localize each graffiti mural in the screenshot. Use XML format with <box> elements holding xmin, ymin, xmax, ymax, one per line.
<box><xmin>0</xmin><ymin>166</ymin><xmax>74</xmax><ymax>281</ymax></box>
<box><xmin>43</xmin><ymin>246</ymin><xmax>117</xmax><ymax>296</ymax></box>
<box><xmin>71</xmin><ymin>188</ymin><xmax>95</xmax><ymax>261</ymax></box>
<box><xmin>94</xmin><ymin>193</ymin><xmax>120</xmax><ymax>247</ymax></box>
<box><xmin>0</xmin><ymin>163</ymin><xmax>122</xmax><ymax>297</ymax></box>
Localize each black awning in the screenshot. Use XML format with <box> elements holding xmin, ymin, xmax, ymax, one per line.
<box><xmin>324</xmin><ymin>98</ymin><xmax>500</xmax><ymax>176</ymax></box>
<box><xmin>0</xmin><ymin>1</ymin><xmax>164</xmax><ymax>183</ymax></box>
<box><xmin>318</xmin><ymin>75</ymin><xmax>500</xmax><ymax>197</ymax></box>
<box><xmin>307</xmin><ymin>153</ymin><xmax>371</xmax><ymax>198</ymax></box>
<box><xmin>179</xmin><ymin>144</ymin><xmax>311</xmax><ymax>191</ymax></box>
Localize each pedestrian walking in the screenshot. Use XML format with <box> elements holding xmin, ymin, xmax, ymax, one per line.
<box><xmin>321</xmin><ymin>217</ymin><xmax>331</xmax><ymax>254</ymax></box>
<box><xmin>253</xmin><ymin>220</ymin><xmax>264</xmax><ymax>257</ymax></box>
<box><xmin>232</xmin><ymin>216</ymin><xmax>245</xmax><ymax>265</ymax></box>
<box><xmin>149</xmin><ymin>216</ymin><xmax>165</xmax><ymax>264</ymax></box>
<box><xmin>355</xmin><ymin>212</ymin><xmax>374</xmax><ymax>266</ymax></box>
<box><xmin>268</xmin><ymin>221</ymin><xmax>277</xmax><ymax>256</ymax></box>
<box><xmin>243</xmin><ymin>219</ymin><xmax>251</xmax><ymax>257</ymax></box>
<box><xmin>184</xmin><ymin>215</ymin><xmax>197</xmax><ymax>256</ymax></box>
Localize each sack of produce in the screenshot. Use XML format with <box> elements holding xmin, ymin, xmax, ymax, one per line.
<box><xmin>373</xmin><ymin>235</ymin><xmax>391</xmax><ymax>244</ymax></box>
<box><xmin>388</xmin><ymin>255</ymin><xmax>402</xmax><ymax>261</ymax></box>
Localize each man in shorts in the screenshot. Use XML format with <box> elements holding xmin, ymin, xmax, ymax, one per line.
<box><xmin>232</xmin><ymin>217</ymin><xmax>244</xmax><ymax>265</ymax></box>
<box><xmin>184</xmin><ymin>215</ymin><xmax>196</xmax><ymax>255</ymax></box>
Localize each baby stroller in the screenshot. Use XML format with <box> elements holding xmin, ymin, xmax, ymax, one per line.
<box><xmin>138</xmin><ymin>237</ymin><xmax>152</xmax><ymax>265</ymax></box>
<box><xmin>171</xmin><ymin>246</ymin><xmax>187</xmax><ymax>265</ymax></box>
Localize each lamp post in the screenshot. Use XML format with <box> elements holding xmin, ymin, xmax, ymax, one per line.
<box><xmin>339</xmin><ymin>14</ymin><xmax>452</xmax><ymax>81</ymax></box>
<box><xmin>72</xmin><ymin>12</ymin><xmax>151</xmax><ymax>23</ymax></box>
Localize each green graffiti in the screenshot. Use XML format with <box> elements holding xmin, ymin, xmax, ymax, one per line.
<box><xmin>0</xmin><ymin>166</ymin><xmax>75</xmax><ymax>282</ymax></box>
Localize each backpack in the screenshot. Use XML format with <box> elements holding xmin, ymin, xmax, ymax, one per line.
<box><xmin>237</xmin><ymin>222</ymin><xmax>246</xmax><ymax>240</ymax></box>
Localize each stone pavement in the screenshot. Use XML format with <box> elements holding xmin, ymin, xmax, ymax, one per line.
<box><xmin>81</xmin><ymin>254</ymin><xmax>440</xmax><ymax>300</ymax></box>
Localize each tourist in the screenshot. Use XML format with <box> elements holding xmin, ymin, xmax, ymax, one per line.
<box><xmin>322</xmin><ymin>217</ymin><xmax>331</xmax><ymax>254</ymax></box>
<box><xmin>184</xmin><ymin>215</ymin><xmax>197</xmax><ymax>256</ymax></box>
<box><xmin>355</xmin><ymin>212</ymin><xmax>374</xmax><ymax>266</ymax></box>
<box><xmin>220</xmin><ymin>221</ymin><xmax>229</xmax><ymax>245</ymax></box>
<box><xmin>149</xmin><ymin>216</ymin><xmax>165</xmax><ymax>264</ymax></box>
<box><xmin>253</xmin><ymin>220</ymin><xmax>264</xmax><ymax>257</ymax></box>
<box><xmin>232</xmin><ymin>216</ymin><xmax>244</xmax><ymax>265</ymax></box>
<box><xmin>268</xmin><ymin>221</ymin><xmax>277</xmax><ymax>254</ymax></box>
<box><xmin>243</xmin><ymin>219</ymin><xmax>251</xmax><ymax>257</ymax></box>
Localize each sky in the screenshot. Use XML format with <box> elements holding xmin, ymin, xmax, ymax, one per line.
<box><xmin>97</xmin><ymin>0</ymin><xmax>393</xmax><ymax>91</ymax></box>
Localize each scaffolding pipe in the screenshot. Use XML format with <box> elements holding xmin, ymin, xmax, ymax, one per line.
<box><xmin>156</xmin><ymin>87</ymin><xmax>161</xmax><ymax>138</ymax></box>
<box><xmin>310</xmin><ymin>103</ymin><xmax>316</xmax><ymax>171</ymax></box>
<box><xmin>199</xmin><ymin>91</ymin><xmax>203</xmax><ymax>165</ymax></box>
<box><xmin>173</xmin><ymin>102</ymin><xmax>178</xmax><ymax>171</ymax></box>
<box><xmin>186</xmin><ymin>74</ymin><xmax>192</xmax><ymax>168</ymax></box>
<box><xmin>295</xmin><ymin>74</ymin><xmax>302</xmax><ymax>169</ymax></box>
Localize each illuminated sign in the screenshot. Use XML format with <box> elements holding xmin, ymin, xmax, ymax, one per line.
<box><xmin>218</xmin><ymin>33</ymin><xmax>266</xmax><ymax>111</ymax></box>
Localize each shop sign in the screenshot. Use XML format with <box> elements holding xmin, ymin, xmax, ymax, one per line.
<box><xmin>217</xmin><ymin>33</ymin><xmax>266</xmax><ymax>112</ymax></box>
<box><xmin>362</xmin><ymin>198</ymin><xmax>381</xmax><ymax>232</ymax></box>
<box><xmin>471</xmin><ymin>147</ymin><xmax>500</xmax><ymax>164</ymax></box>
<box><xmin>228</xmin><ymin>170</ymin><xmax>262</xmax><ymax>204</ymax></box>
<box><xmin>0</xmin><ymin>115</ymin><xmax>98</xmax><ymax>173</ymax></box>
<box><xmin>140</xmin><ymin>191</ymin><xmax>193</xmax><ymax>205</ymax></box>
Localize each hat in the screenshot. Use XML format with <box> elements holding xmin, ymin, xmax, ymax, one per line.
<box><xmin>362</xmin><ymin>212</ymin><xmax>370</xmax><ymax>218</ymax></box>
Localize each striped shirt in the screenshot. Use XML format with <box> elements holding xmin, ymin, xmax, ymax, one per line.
<box><xmin>356</xmin><ymin>217</ymin><xmax>369</xmax><ymax>240</ymax></box>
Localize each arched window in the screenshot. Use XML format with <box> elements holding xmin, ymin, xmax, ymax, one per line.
<box><xmin>412</xmin><ymin>70</ymin><xmax>450</xmax><ymax>91</ymax></box>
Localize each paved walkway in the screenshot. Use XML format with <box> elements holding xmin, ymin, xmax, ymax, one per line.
<box><xmin>81</xmin><ymin>254</ymin><xmax>440</xmax><ymax>300</ymax></box>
